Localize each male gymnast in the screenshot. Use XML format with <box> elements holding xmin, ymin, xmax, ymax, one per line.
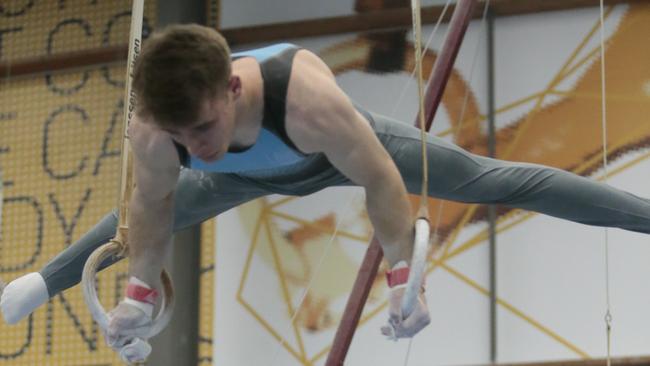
<box><xmin>2</xmin><ymin>24</ymin><xmax>650</xmax><ymax>359</ymax></box>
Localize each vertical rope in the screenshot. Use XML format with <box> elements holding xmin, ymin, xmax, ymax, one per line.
<box><xmin>280</xmin><ymin>2</ymin><xmax>457</xmax><ymax>362</ymax></box>
<box><xmin>402</xmin><ymin>0</ymin><xmax>429</xmax><ymax>363</ymax></box>
<box><xmin>389</xmin><ymin>0</ymin><xmax>452</xmax><ymax>119</ymax></box>
<box><xmin>268</xmin><ymin>192</ymin><xmax>361</xmax><ymax>366</ymax></box>
<box><xmin>0</xmin><ymin>169</ymin><xmax>3</xmax><ymax>243</ymax></box>
<box><xmin>598</xmin><ymin>1</ymin><xmax>613</xmax><ymax>365</ymax></box>
<box><xmin>115</xmin><ymin>0</ymin><xmax>144</xmax><ymax>254</ymax></box>
<box><xmin>118</xmin><ymin>1</ymin><xmax>146</xmax><ymax>365</ymax></box>
<box><xmin>411</xmin><ymin>0</ymin><xmax>430</xmax><ymax>217</ymax></box>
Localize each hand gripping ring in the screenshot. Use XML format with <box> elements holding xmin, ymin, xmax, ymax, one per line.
<box><xmin>82</xmin><ymin>240</ymin><xmax>175</xmax><ymax>339</ymax></box>
<box><xmin>400</xmin><ymin>217</ymin><xmax>430</xmax><ymax>319</ymax></box>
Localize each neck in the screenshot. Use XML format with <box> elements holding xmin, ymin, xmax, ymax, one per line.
<box><xmin>231</xmin><ymin>68</ymin><xmax>264</xmax><ymax>148</ymax></box>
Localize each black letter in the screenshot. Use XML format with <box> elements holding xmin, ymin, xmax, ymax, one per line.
<box><xmin>0</xmin><ymin>196</ymin><xmax>43</xmax><ymax>271</ymax></box>
<box><xmin>93</xmin><ymin>99</ymin><xmax>122</xmax><ymax>175</ymax></box>
<box><xmin>0</xmin><ymin>315</ymin><xmax>33</xmax><ymax>359</ymax></box>
<box><xmin>48</xmin><ymin>189</ymin><xmax>91</xmax><ymax>246</ymax></box>
<box><xmin>42</xmin><ymin>105</ymin><xmax>89</xmax><ymax>180</ymax></box>
<box><xmin>45</xmin><ymin>19</ymin><xmax>92</xmax><ymax>95</ymax></box>
<box><xmin>0</xmin><ymin>1</ymin><xmax>35</xmax><ymax>17</ymax></box>
<box><xmin>45</xmin><ymin>293</ymin><xmax>98</xmax><ymax>354</ymax></box>
<box><xmin>0</xmin><ymin>111</ymin><xmax>14</xmax><ymax>157</ymax></box>
<box><xmin>101</xmin><ymin>11</ymin><xmax>152</xmax><ymax>87</ymax></box>
<box><xmin>57</xmin><ymin>0</ymin><xmax>97</xmax><ymax>10</ymax></box>
<box><xmin>0</xmin><ymin>27</ymin><xmax>22</xmax><ymax>59</ymax></box>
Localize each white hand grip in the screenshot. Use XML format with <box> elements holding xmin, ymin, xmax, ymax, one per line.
<box><xmin>400</xmin><ymin>218</ymin><xmax>430</xmax><ymax>319</ymax></box>
<box><xmin>81</xmin><ymin>241</ymin><xmax>175</xmax><ymax>338</ymax></box>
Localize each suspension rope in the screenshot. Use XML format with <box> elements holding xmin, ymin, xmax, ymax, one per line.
<box><xmin>113</xmin><ymin>0</ymin><xmax>144</xmax><ymax>257</ymax></box>
<box><xmin>598</xmin><ymin>1</ymin><xmax>613</xmax><ymax>365</ymax></box>
<box><xmin>411</xmin><ymin>0</ymin><xmax>430</xmax><ymax>217</ymax></box>
<box><xmin>390</xmin><ymin>0</ymin><xmax>452</xmax><ymax>119</ymax></box>
<box><xmin>271</xmin><ymin>1</ymin><xmax>474</xmax><ymax>363</ymax></box>
<box><xmin>268</xmin><ymin>191</ymin><xmax>361</xmax><ymax>366</ymax></box>
<box><xmin>398</xmin><ymin>2</ymin><xmax>429</xmax><ymax>362</ymax></box>
<box><xmin>402</xmin><ymin>1</ymin><xmax>490</xmax><ymax>364</ymax></box>
<box><xmin>431</xmin><ymin>0</ymin><xmax>491</xmax><ymax>257</ymax></box>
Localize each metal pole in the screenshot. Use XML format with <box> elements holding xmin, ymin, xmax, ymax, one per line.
<box><xmin>146</xmin><ymin>1</ymin><xmax>205</xmax><ymax>365</ymax></box>
<box><xmin>326</xmin><ymin>1</ymin><xmax>477</xmax><ymax>364</ymax></box>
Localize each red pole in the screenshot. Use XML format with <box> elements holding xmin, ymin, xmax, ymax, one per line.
<box><xmin>325</xmin><ymin>1</ymin><xmax>477</xmax><ymax>365</ymax></box>
<box><xmin>422</xmin><ymin>0</ymin><xmax>478</xmax><ymax>131</ymax></box>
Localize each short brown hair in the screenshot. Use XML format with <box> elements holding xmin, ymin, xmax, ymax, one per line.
<box><xmin>133</xmin><ymin>24</ymin><xmax>231</xmax><ymax>127</ymax></box>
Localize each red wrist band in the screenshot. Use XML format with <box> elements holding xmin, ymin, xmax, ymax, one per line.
<box><xmin>126</xmin><ymin>283</ymin><xmax>159</xmax><ymax>305</ymax></box>
<box><xmin>386</xmin><ymin>267</ymin><xmax>410</xmax><ymax>288</ymax></box>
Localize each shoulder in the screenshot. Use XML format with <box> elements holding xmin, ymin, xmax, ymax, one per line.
<box><xmin>128</xmin><ymin>117</ymin><xmax>181</xmax><ymax>200</ymax></box>
<box><xmin>129</xmin><ymin>117</ymin><xmax>180</xmax><ymax>172</ymax></box>
<box><xmin>285</xmin><ymin>49</ymin><xmax>366</xmax><ymax>154</ymax></box>
<box><xmin>234</xmin><ymin>43</ymin><xmax>299</xmax><ymax>59</ymax></box>
<box><xmin>291</xmin><ymin>48</ymin><xmax>335</xmax><ymax>82</ymax></box>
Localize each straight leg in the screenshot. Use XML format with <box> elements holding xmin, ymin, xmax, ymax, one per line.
<box><xmin>40</xmin><ymin>169</ymin><xmax>268</xmax><ymax>297</ymax></box>
<box><xmin>372</xmin><ymin>113</ymin><xmax>650</xmax><ymax>234</ymax></box>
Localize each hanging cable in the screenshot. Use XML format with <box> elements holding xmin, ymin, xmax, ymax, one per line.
<box><xmin>411</xmin><ymin>0</ymin><xmax>430</xmax><ymax>215</ymax></box>
<box><xmin>598</xmin><ymin>1</ymin><xmax>613</xmax><ymax>365</ymax></box>
<box><xmin>273</xmin><ymin>0</ymin><xmax>455</xmax><ymax>354</ymax></box>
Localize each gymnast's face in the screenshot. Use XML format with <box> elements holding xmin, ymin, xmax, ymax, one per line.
<box><xmin>163</xmin><ymin>90</ymin><xmax>237</xmax><ymax>162</ymax></box>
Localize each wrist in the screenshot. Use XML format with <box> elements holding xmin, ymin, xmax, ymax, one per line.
<box><xmin>382</xmin><ymin>238</ymin><xmax>412</xmax><ymax>268</ymax></box>
<box><xmin>385</xmin><ymin>261</ymin><xmax>410</xmax><ymax>289</ymax></box>
<box><xmin>385</xmin><ymin>261</ymin><xmax>426</xmax><ymax>291</ymax></box>
<box><xmin>124</xmin><ymin>276</ymin><xmax>158</xmax><ymax>317</ymax></box>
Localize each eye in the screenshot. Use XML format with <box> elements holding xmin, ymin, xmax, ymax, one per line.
<box><xmin>195</xmin><ymin>121</ymin><xmax>215</xmax><ymax>132</ymax></box>
<box><xmin>164</xmin><ymin>129</ymin><xmax>180</xmax><ymax>137</ymax></box>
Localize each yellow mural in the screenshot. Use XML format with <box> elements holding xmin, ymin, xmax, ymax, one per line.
<box><xmin>0</xmin><ymin>1</ymin><xmax>156</xmax><ymax>365</ymax></box>
<box><xmin>199</xmin><ymin>219</ymin><xmax>216</xmax><ymax>365</ymax></box>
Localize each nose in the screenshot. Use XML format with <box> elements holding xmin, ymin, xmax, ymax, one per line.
<box><xmin>187</xmin><ymin>145</ymin><xmax>206</xmax><ymax>157</ymax></box>
<box><xmin>185</xmin><ymin>138</ymin><xmax>206</xmax><ymax>157</ymax></box>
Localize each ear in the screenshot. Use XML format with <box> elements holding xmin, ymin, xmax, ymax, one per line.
<box><xmin>228</xmin><ymin>75</ymin><xmax>242</xmax><ymax>99</ymax></box>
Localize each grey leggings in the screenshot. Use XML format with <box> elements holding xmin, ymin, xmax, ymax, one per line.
<box><xmin>40</xmin><ymin>112</ymin><xmax>650</xmax><ymax>296</ymax></box>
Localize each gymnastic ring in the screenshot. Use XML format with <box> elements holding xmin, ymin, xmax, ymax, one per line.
<box><xmin>400</xmin><ymin>217</ymin><xmax>430</xmax><ymax>319</ymax></box>
<box><xmin>81</xmin><ymin>240</ymin><xmax>175</xmax><ymax>338</ymax></box>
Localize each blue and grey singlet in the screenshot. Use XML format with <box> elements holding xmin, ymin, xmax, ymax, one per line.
<box><xmin>174</xmin><ymin>43</ymin><xmax>307</xmax><ymax>173</ymax></box>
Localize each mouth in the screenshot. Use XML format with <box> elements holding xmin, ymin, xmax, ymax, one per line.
<box><xmin>200</xmin><ymin>150</ymin><xmax>220</xmax><ymax>161</ymax></box>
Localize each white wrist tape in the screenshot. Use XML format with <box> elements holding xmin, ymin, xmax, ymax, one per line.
<box><xmin>386</xmin><ymin>260</ymin><xmax>410</xmax><ymax>290</ymax></box>
<box><xmin>124</xmin><ymin>277</ymin><xmax>157</xmax><ymax>318</ymax></box>
<box><xmin>123</xmin><ymin>297</ymin><xmax>154</xmax><ymax>318</ymax></box>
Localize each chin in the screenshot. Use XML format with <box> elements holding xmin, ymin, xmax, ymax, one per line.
<box><xmin>202</xmin><ymin>155</ymin><xmax>219</xmax><ymax>162</ymax></box>
<box><xmin>197</xmin><ymin>151</ymin><xmax>218</xmax><ymax>162</ymax></box>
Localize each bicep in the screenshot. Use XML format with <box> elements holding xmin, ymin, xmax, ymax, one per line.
<box><xmin>324</xmin><ymin>111</ymin><xmax>396</xmax><ymax>188</ymax></box>
<box><xmin>286</xmin><ymin>54</ymin><xmax>399</xmax><ymax>187</ymax></box>
<box><xmin>305</xmin><ymin>90</ymin><xmax>395</xmax><ymax>187</ymax></box>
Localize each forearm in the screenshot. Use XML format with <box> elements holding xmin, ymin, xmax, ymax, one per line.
<box><xmin>365</xmin><ymin>175</ymin><xmax>414</xmax><ymax>267</ymax></box>
<box><xmin>126</xmin><ymin>187</ymin><xmax>174</xmax><ymax>286</ymax></box>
